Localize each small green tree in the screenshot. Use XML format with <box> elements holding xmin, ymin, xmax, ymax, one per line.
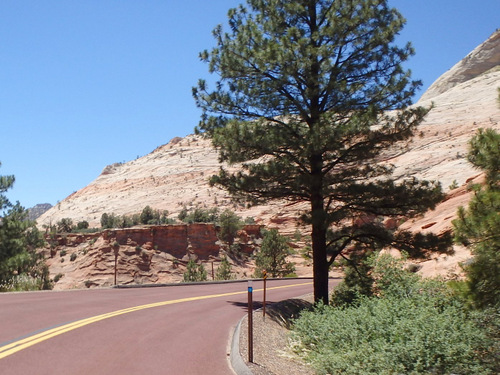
<box><xmin>453</xmin><ymin>128</ymin><xmax>500</xmax><ymax>308</ymax></box>
<box><xmin>254</xmin><ymin>229</ymin><xmax>295</xmax><ymax>278</ymax></box>
<box><xmin>140</xmin><ymin>205</ymin><xmax>154</xmax><ymax>224</ymax></box>
<box><xmin>183</xmin><ymin>259</ymin><xmax>208</xmax><ymax>282</ymax></box>
<box><xmin>56</xmin><ymin>218</ymin><xmax>73</xmax><ymax>233</ymax></box>
<box><xmin>215</xmin><ymin>256</ymin><xmax>234</xmax><ymax>280</ymax></box>
<box><xmin>178</xmin><ymin>207</ymin><xmax>189</xmax><ymax>222</ymax></box>
<box><xmin>159</xmin><ymin>210</ymin><xmax>172</xmax><ymax>224</ymax></box>
<box><xmin>100</xmin><ymin>213</ymin><xmax>114</xmax><ymax>229</ymax></box>
<box><xmin>76</xmin><ymin>220</ymin><xmax>89</xmax><ymax>230</ymax></box>
<box><xmin>217</xmin><ymin>209</ymin><xmax>242</xmax><ymax>245</ymax></box>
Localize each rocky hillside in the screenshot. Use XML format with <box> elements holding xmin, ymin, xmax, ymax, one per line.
<box><xmin>42</xmin><ymin>224</ymin><xmax>267</xmax><ymax>290</ymax></box>
<box><xmin>38</xmin><ymin>30</ymin><xmax>500</xmax><ymax>285</ymax></box>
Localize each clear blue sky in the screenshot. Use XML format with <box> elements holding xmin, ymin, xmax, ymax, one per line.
<box><xmin>1</xmin><ymin>0</ymin><xmax>499</xmax><ymax>209</ymax></box>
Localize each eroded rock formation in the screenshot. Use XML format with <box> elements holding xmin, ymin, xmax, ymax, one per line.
<box><xmin>44</xmin><ymin>224</ymin><xmax>263</xmax><ymax>290</ymax></box>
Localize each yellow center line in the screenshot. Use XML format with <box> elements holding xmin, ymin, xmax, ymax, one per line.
<box><xmin>0</xmin><ymin>281</ymin><xmax>311</xmax><ymax>359</ymax></box>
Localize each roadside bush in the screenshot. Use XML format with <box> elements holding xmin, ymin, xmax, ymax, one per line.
<box><xmin>292</xmin><ymin>255</ymin><xmax>498</xmax><ymax>374</ymax></box>
<box><xmin>0</xmin><ymin>263</ymin><xmax>52</xmax><ymax>292</ymax></box>
<box><xmin>292</xmin><ymin>294</ymin><xmax>493</xmax><ymax>374</ymax></box>
<box><xmin>331</xmin><ymin>252</ymin><xmax>423</xmax><ymax>307</ymax></box>
<box><xmin>0</xmin><ymin>274</ymin><xmax>47</xmax><ymax>292</ymax></box>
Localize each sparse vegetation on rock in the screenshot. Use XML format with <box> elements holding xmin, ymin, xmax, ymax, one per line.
<box><xmin>215</xmin><ymin>256</ymin><xmax>234</xmax><ymax>280</ymax></box>
<box><xmin>56</xmin><ymin>218</ymin><xmax>73</xmax><ymax>233</ymax></box>
<box><xmin>183</xmin><ymin>259</ymin><xmax>207</xmax><ymax>282</ymax></box>
<box><xmin>217</xmin><ymin>209</ymin><xmax>243</xmax><ymax>245</ymax></box>
<box><xmin>179</xmin><ymin>207</ymin><xmax>219</xmax><ymax>224</ymax></box>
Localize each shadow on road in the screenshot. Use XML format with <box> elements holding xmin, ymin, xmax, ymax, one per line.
<box><xmin>226</xmin><ymin>298</ymin><xmax>313</xmax><ymax>329</ymax></box>
<box><xmin>226</xmin><ymin>300</ymin><xmax>274</xmax><ymax>311</ymax></box>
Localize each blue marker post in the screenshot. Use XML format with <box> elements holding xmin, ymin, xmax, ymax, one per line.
<box><xmin>247</xmin><ymin>280</ymin><xmax>253</xmax><ymax>363</ymax></box>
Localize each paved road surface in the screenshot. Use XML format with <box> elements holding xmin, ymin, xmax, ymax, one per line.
<box><xmin>0</xmin><ymin>279</ymin><xmax>325</xmax><ymax>375</ymax></box>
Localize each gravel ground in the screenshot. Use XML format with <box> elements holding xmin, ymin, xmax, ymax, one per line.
<box><xmin>238</xmin><ymin>296</ymin><xmax>316</xmax><ymax>375</ymax></box>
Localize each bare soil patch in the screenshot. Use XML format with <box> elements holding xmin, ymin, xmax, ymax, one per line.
<box><xmin>239</xmin><ymin>296</ymin><xmax>315</xmax><ymax>375</ymax></box>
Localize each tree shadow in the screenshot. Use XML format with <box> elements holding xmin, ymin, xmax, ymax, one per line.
<box><xmin>227</xmin><ymin>298</ymin><xmax>313</xmax><ymax>329</ymax></box>
<box><xmin>264</xmin><ymin>299</ymin><xmax>313</xmax><ymax>329</ymax></box>
<box><xmin>227</xmin><ymin>300</ymin><xmax>272</xmax><ymax>311</ymax></box>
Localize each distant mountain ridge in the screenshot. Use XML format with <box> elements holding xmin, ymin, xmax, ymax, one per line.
<box><xmin>28</xmin><ymin>203</ymin><xmax>52</xmax><ymax>221</ymax></box>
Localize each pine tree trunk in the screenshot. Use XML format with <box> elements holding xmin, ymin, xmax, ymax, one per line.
<box><xmin>311</xmin><ymin>204</ymin><xmax>329</xmax><ymax>304</ymax></box>
<box><xmin>310</xmin><ymin>152</ymin><xmax>329</xmax><ymax>304</ymax></box>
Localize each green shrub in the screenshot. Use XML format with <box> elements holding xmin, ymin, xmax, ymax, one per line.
<box><xmin>293</xmin><ymin>229</ymin><xmax>302</xmax><ymax>241</ymax></box>
<box><xmin>60</xmin><ymin>250</ymin><xmax>67</xmax><ymax>257</ymax></box>
<box><xmin>448</xmin><ymin>179</ymin><xmax>459</xmax><ymax>190</ymax></box>
<box><xmin>53</xmin><ymin>273</ymin><xmax>64</xmax><ymax>283</ymax></box>
<box><xmin>293</xmin><ymin>294</ymin><xmax>493</xmax><ymax>374</ymax></box>
<box><xmin>76</xmin><ymin>220</ymin><xmax>89</xmax><ymax>230</ymax></box>
<box><xmin>217</xmin><ymin>209</ymin><xmax>242</xmax><ymax>245</ymax></box>
<box><xmin>183</xmin><ymin>260</ymin><xmax>208</xmax><ymax>282</ymax></box>
<box><xmin>215</xmin><ymin>256</ymin><xmax>234</xmax><ymax>280</ymax></box>
<box><xmin>292</xmin><ymin>255</ymin><xmax>498</xmax><ymax>374</ymax></box>
<box><xmin>70</xmin><ymin>253</ymin><xmax>77</xmax><ymax>262</ymax></box>
<box><xmin>56</xmin><ymin>218</ymin><xmax>73</xmax><ymax>233</ymax></box>
<box><xmin>0</xmin><ymin>274</ymin><xmax>50</xmax><ymax>292</ymax></box>
<box><xmin>331</xmin><ymin>252</ymin><xmax>422</xmax><ymax>307</ymax></box>
<box><xmin>179</xmin><ymin>207</ymin><xmax>219</xmax><ymax>224</ymax></box>
<box><xmin>244</xmin><ymin>217</ymin><xmax>255</xmax><ymax>224</ymax></box>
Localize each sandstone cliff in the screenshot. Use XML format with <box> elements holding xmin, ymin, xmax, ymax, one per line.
<box><xmin>44</xmin><ymin>224</ymin><xmax>264</xmax><ymax>290</ymax></box>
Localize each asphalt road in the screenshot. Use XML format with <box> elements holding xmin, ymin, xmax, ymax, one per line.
<box><xmin>0</xmin><ymin>279</ymin><xmax>321</xmax><ymax>375</ymax></box>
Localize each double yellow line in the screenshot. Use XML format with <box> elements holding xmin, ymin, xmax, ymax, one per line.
<box><xmin>0</xmin><ymin>282</ymin><xmax>311</xmax><ymax>359</ymax></box>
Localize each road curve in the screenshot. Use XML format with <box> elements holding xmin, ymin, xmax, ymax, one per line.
<box><xmin>0</xmin><ymin>279</ymin><xmax>319</xmax><ymax>375</ymax></box>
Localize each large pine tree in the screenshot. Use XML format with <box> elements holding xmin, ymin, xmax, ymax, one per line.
<box><xmin>193</xmin><ymin>0</ymin><xmax>451</xmax><ymax>303</ymax></box>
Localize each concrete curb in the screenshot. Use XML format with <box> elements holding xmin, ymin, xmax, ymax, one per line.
<box><xmin>230</xmin><ymin>316</ymin><xmax>253</xmax><ymax>375</ymax></box>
